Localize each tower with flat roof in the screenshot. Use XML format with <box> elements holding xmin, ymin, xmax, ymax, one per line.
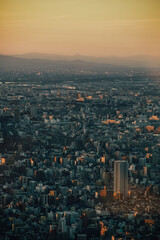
<box><xmin>114</xmin><ymin>160</ymin><xmax>128</xmax><ymax>199</ymax></box>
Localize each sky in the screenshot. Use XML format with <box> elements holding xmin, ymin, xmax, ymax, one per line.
<box><xmin>0</xmin><ymin>0</ymin><xmax>160</xmax><ymax>57</ymax></box>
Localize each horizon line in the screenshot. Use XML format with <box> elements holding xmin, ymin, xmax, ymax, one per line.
<box><xmin>0</xmin><ymin>52</ymin><xmax>160</xmax><ymax>58</ymax></box>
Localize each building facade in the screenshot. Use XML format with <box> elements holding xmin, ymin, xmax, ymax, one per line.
<box><xmin>114</xmin><ymin>160</ymin><xmax>128</xmax><ymax>199</ymax></box>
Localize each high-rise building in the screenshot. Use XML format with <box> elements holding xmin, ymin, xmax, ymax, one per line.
<box><xmin>14</xmin><ymin>108</ymin><xmax>20</xmax><ymax>122</ymax></box>
<box><xmin>114</xmin><ymin>160</ymin><xmax>128</xmax><ymax>199</ymax></box>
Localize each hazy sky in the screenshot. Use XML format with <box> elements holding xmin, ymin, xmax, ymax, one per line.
<box><xmin>1</xmin><ymin>0</ymin><xmax>160</xmax><ymax>56</ymax></box>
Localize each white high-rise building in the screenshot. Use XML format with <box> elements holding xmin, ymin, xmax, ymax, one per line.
<box><xmin>114</xmin><ymin>160</ymin><xmax>128</xmax><ymax>199</ymax></box>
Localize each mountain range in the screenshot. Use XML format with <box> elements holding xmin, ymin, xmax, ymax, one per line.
<box><xmin>14</xmin><ymin>53</ymin><xmax>160</xmax><ymax>68</ymax></box>
<box><xmin>0</xmin><ymin>53</ymin><xmax>159</xmax><ymax>72</ymax></box>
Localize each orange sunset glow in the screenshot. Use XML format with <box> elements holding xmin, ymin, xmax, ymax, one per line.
<box><xmin>0</xmin><ymin>0</ymin><xmax>160</xmax><ymax>56</ymax></box>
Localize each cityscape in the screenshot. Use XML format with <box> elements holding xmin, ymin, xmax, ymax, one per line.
<box><xmin>0</xmin><ymin>70</ymin><xmax>160</xmax><ymax>239</ymax></box>
<box><xmin>0</xmin><ymin>0</ymin><xmax>160</xmax><ymax>239</ymax></box>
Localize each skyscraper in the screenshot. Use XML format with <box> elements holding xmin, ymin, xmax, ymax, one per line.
<box><xmin>114</xmin><ymin>160</ymin><xmax>128</xmax><ymax>199</ymax></box>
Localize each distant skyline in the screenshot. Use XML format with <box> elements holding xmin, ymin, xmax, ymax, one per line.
<box><xmin>1</xmin><ymin>0</ymin><xmax>160</xmax><ymax>57</ymax></box>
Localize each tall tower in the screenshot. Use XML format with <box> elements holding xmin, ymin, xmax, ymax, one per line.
<box><xmin>114</xmin><ymin>161</ymin><xmax>128</xmax><ymax>199</ymax></box>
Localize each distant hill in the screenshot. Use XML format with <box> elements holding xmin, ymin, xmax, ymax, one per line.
<box><xmin>0</xmin><ymin>55</ymin><xmax>129</xmax><ymax>72</ymax></box>
<box><xmin>14</xmin><ymin>53</ymin><xmax>160</xmax><ymax>68</ymax></box>
<box><xmin>0</xmin><ymin>54</ymin><xmax>160</xmax><ymax>75</ymax></box>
